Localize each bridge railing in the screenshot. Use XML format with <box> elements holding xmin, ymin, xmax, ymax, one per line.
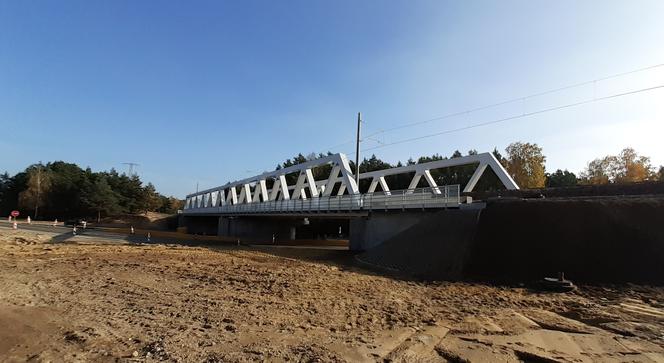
<box><xmin>184</xmin><ymin>184</ymin><xmax>460</xmax><ymax>215</ymax></box>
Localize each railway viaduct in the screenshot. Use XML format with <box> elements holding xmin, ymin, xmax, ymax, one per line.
<box><xmin>180</xmin><ymin>152</ymin><xmax>518</xmax><ymax>250</ymax></box>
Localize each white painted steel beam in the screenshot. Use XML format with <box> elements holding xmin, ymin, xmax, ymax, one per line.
<box><xmin>406</xmin><ymin>173</ymin><xmax>422</xmax><ymax>194</ymax></box>
<box><xmin>252</xmin><ymin>179</ymin><xmax>268</xmax><ymax>203</ymax></box>
<box><xmin>367</xmin><ymin>178</ymin><xmax>379</xmax><ymax>193</ymax></box>
<box><xmin>423</xmin><ymin>170</ymin><xmax>441</xmax><ymax>195</ymax></box>
<box><xmin>378</xmin><ymin>176</ymin><xmax>390</xmax><ymax>194</ymax></box>
<box><xmin>238</xmin><ymin>184</ymin><xmax>252</xmax><ymax>204</ymax></box>
<box><xmin>278</xmin><ymin>175</ymin><xmax>291</xmax><ymax>200</ymax></box>
<box><xmin>291</xmin><ymin>171</ymin><xmax>308</xmax><ymax>200</ymax></box>
<box><xmin>367</xmin><ymin>176</ymin><xmax>391</xmax><ymax>195</ymax></box>
<box><xmin>322</xmin><ymin>165</ymin><xmax>341</xmax><ymax>196</ymax></box>
<box><xmin>305</xmin><ymin>169</ymin><xmax>319</xmax><ymax>198</ymax></box>
<box><xmin>463</xmin><ymin>163</ymin><xmax>488</xmax><ymax>193</ymax></box>
<box><xmin>218</xmin><ymin>190</ymin><xmax>226</xmax><ymax>206</ymax></box>
<box><xmin>226</xmin><ymin>187</ymin><xmax>238</xmax><ymax>205</ymax></box>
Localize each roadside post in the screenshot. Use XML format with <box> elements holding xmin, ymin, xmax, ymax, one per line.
<box><xmin>11</xmin><ymin>210</ymin><xmax>20</xmax><ymax>223</ymax></box>
<box><xmin>27</xmin><ymin>216</ymin><xmax>31</xmax><ymax>224</ymax></box>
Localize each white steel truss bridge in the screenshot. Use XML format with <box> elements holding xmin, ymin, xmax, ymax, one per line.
<box><xmin>183</xmin><ymin>152</ymin><xmax>518</xmax><ymax>215</ymax></box>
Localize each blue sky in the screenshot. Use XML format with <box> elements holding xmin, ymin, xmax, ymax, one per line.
<box><xmin>1</xmin><ymin>0</ymin><xmax>663</xmax><ymax>197</ymax></box>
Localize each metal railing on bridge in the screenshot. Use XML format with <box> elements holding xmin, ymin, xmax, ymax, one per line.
<box><xmin>184</xmin><ymin>185</ymin><xmax>460</xmax><ymax>215</ymax></box>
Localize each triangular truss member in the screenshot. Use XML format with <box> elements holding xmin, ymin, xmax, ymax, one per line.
<box><xmin>226</xmin><ymin>187</ymin><xmax>238</xmax><ymax>205</ymax></box>
<box><xmin>358</xmin><ymin>152</ymin><xmax>517</xmax><ymax>195</ymax></box>
<box><xmin>367</xmin><ymin>176</ymin><xmax>391</xmax><ymax>195</ymax></box>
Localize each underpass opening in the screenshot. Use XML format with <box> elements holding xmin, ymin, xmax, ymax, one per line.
<box><xmin>217</xmin><ymin>215</ymin><xmax>351</xmax><ymax>248</ymax></box>
<box><xmin>180</xmin><ymin>215</ymin><xmax>219</xmax><ymax>236</ymax></box>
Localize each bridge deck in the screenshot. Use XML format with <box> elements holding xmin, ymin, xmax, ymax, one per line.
<box><xmin>183</xmin><ymin>185</ymin><xmax>461</xmax><ymax>216</ymax></box>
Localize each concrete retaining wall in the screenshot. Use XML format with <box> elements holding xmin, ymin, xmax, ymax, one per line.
<box><xmin>356</xmin><ymin>209</ymin><xmax>481</xmax><ymax>279</ymax></box>
<box><xmin>349</xmin><ymin>211</ymin><xmax>429</xmax><ymax>251</ymax></box>
<box><xmin>356</xmin><ymin>197</ymin><xmax>664</xmax><ymax>284</ymax></box>
<box><xmin>466</xmin><ymin>197</ymin><xmax>664</xmax><ymax>284</ymax></box>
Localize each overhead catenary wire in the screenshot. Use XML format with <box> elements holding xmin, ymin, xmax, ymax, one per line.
<box><xmin>324</xmin><ymin>62</ymin><xmax>664</xmax><ymax>151</ymax></box>
<box><xmin>320</xmin><ymin>121</ymin><xmax>381</xmax><ymax>153</ymax></box>
<box><xmin>322</xmin><ymin>139</ymin><xmax>356</xmax><ymax>152</ymax></box>
<box><xmin>350</xmin><ymin>83</ymin><xmax>664</xmax><ymax>154</ymax></box>
<box><xmin>363</xmin><ymin>62</ymin><xmax>664</xmax><ymax>139</ymax></box>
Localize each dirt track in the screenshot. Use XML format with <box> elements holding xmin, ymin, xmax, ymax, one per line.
<box><xmin>0</xmin><ymin>229</ymin><xmax>663</xmax><ymax>362</ymax></box>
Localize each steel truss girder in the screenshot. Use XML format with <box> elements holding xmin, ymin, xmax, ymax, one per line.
<box><xmin>184</xmin><ymin>152</ymin><xmax>518</xmax><ymax>210</ymax></box>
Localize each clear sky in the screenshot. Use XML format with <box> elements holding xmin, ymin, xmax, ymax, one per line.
<box><xmin>1</xmin><ymin>0</ymin><xmax>663</xmax><ymax>197</ymax></box>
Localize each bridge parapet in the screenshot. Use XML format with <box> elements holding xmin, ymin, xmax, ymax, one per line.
<box><xmin>185</xmin><ymin>185</ymin><xmax>460</xmax><ymax>215</ymax></box>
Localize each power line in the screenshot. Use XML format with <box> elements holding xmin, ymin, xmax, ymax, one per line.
<box><xmin>323</xmin><ymin>139</ymin><xmax>356</xmax><ymax>151</ymax></box>
<box><xmin>355</xmin><ymin>83</ymin><xmax>664</xmax><ymax>154</ymax></box>
<box><xmin>321</xmin><ymin>122</ymin><xmax>381</xmax><ymax>152</ymax></box>
<box><xmin>363</xmin><ymin>62</ymin><xmax>664</xmax><ymax>139</ymax></box>
<box><xmin>310</xmin><ymin>62</ymin><xmax>664</xmax><ymax>159</ymax></box>
<box><xmin>322</xmin><ymin>62</ymin><xmax>664</xmax><ymax>152</ymax></box>
<box><xmin>122</xmin><ymin>162</ymin><xmax>140</xmax><ymax>176</ymax></box>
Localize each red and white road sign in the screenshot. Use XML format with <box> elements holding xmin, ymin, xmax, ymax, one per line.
<box><xmin>10</xmin><ymin>210</ymin><xmax>20</xmax><ymax>217</ymax></box>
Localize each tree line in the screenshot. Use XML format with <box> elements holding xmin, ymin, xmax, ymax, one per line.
<box><xmin>2</xmin><ymin>143</ymin><xmax>661</xmax><ymax>220</ymax></box>
<box><xmin>513</xmin><ymin>144</ymin><xmax>663</xmax><ymax>188</ymax></box>
<box><xmin>276</xmin><ymin>142</ymin><xmax>664</xmax><ymax>191</ymax></box>
<box><xmin>276</xmin><ymin>149</ymin><xmax>509</xmax><ymax>193</ymax></box>
<box><xmin>0</xmin><ymin>161</ymin><xmax>183</xmax><ymax>221</ymax></box>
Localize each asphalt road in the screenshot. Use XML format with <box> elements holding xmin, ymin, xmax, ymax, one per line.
<box><xmin>0</xmin><ymin>221</ymin><xmax>208</xmax><ymax>246</ymax></box>
<box><xmin>0</xmin><ymin>221</ymin><xmax>347</xmax><ymax>250</ymax></box>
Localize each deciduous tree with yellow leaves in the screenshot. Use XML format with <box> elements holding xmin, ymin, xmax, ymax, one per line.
<box><xmin>502</xmin><ymin>142</ymin><xmax>547</xmax><ymax>188</ymax></box>
<box><xmin>580</xmin><ymin>148</ymin><xmax>656</xmax><ymax>184</ymax></box>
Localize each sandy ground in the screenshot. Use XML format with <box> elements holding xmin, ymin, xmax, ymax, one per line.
<box><xmin>0</xmin><ymin>229</ymin><xmax>663</xmax><ymax>362</ymax></box>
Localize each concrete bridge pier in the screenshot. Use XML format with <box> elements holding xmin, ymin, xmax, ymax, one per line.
<box><xmin>348</xmin><ymin>206</ymin><xmax>485</xmax><ymax>252</ymax></box>
<box><xmin>349</xmin><ymin>211</ymin><xmax>435</xmax><ymax>251</ymax></box>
